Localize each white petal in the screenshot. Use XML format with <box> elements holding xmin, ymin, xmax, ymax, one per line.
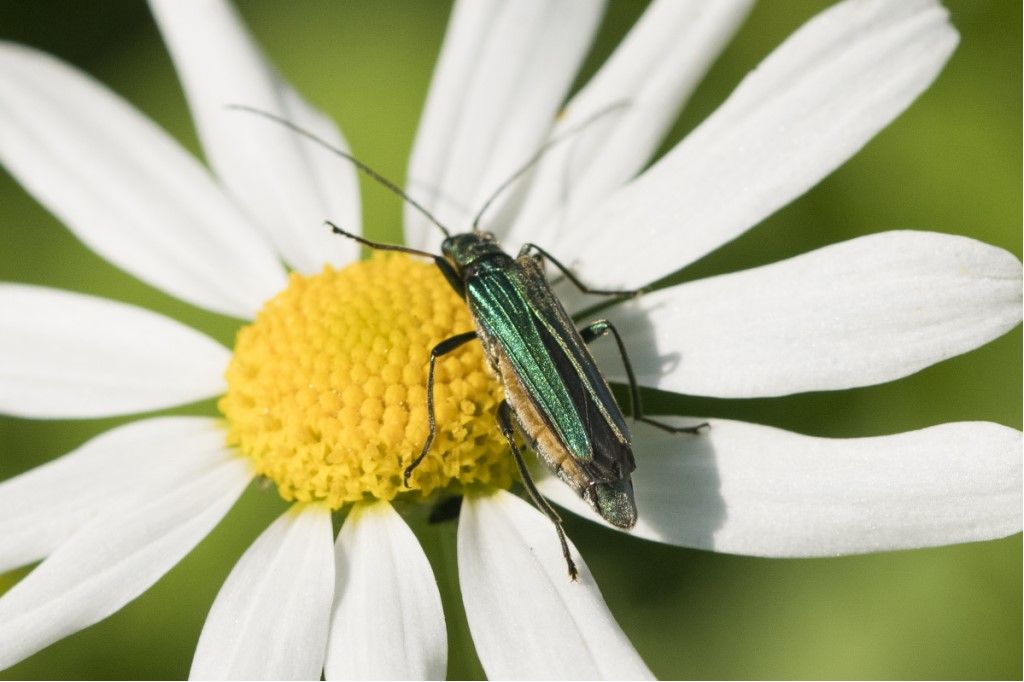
<box><xmin>0</xmin><ymin>453</ymin><xmax>251</xmax><ymax>671</ymax></box>
<box><xmin>0</xmin><ymin>285</ymin><xmax>232</xmax><ymax>418</ymax></box>
<box><xmin>404</xmin><ymin>0</ymin><xmax>605</xmax><ymax>252</ymax></box>
<box><xmin>0</xmin><ymin>42</ymin><xmax>286</xmax><ymax>318</ymax></box>
<box><xmin>458</xmin><ymin>491</ymin><xmax>652</xmax><ymax>680</ymax></box>
<box><xmin>592</xmin><ymin>231</ymin><xmax>1023</xmax><ymax>397</ymax></box>
<box><xmin>0</xmin><ymin>416</ymin><xmax>232</xmax><ymax>573</ymax></box>
<box><xmin>538</xmin><ymin>419</ymin><xmax>1023</xmax><ymax>556</ymax></box>
<box><xmin>507</xmin><ymin>0</ymin><xmax>754</xmax><ymax>246</ymax></box>
<box><xmin>324</xmin><ymin>502</ymin><xmax>446</xmax><ymax>681</ymax></box>
<box><xmin>556</xmin><ymin>0</ymin><xmax>959</xmax><ymax>288</ymax></box>
<box><xmin>190</xmin><ymin>505</ymin><xmax>334</xmax><ymax>681</ymax></box>
<box><xmin>150</xmin><ymin>0</ymin><xmax>361</xmax><ymax>273</ymax></box>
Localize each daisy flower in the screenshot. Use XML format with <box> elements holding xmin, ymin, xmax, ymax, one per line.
<box><xmin>0</xmin><ymin>0</ymin><xmax>1021</xmax><ymax>679</ymax></box>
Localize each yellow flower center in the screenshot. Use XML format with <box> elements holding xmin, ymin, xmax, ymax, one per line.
<box><xmin>220</xmin><ymin>253</ymin><xmax>513</xmax><ymax>508</ymax></box>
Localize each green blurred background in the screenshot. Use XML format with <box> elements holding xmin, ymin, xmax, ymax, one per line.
<box><xmin>0</xmin><ymin>1</ymin><xmax>1020</xmax><ymax>679</ymax></box>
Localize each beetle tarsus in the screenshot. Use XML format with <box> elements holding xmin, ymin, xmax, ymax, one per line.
<box><xmin>638</xmin><ymin>417</ymin><xmax>709</xmax><ymax>435</ymax></box>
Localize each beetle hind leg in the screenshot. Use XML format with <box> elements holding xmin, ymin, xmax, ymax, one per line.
<box><xmin>636</xmin><ymin>416</ymin><xmax>709</xmax><ymax>435</ymax></box>
<box><xmin>497</xmin><ymin>401</ymin><xmax>579</xmax><ymax>581</ymax></box>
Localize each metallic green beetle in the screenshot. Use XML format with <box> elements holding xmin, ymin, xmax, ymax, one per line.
<box><xmin>233</xmin><ymin>104</ymin><xmax>702</xmax><ymax>579</ymax></box>
<box><xmin>330</xmin><ymin>222</ymin><xmax>703</xmax><ymax>580</ymax></box>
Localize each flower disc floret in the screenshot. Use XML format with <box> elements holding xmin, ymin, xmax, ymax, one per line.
<box><xmin>220</xmin><ymin>253</ymin><xmax>512</xmax><ymax>507</ymax></box>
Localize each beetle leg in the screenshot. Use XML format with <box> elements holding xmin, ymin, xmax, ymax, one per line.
<box><xmin>518</xmin><ymin>242</ymin><xmax>645</xmax><ymax>298</ymax></box>
<box><xmin>580</xmin><ymin>319</ymin><xmax>708</xmax><ymax>435</ymax></box>
<box><xmin>497</xmin><ymin>401</ymin><xmax>579</xmax><ymax>581</ymax></box>
<box><xmin>404</xmin><ymin>331</ymin><xmax>478</xmax><ymax>486</ymax></box>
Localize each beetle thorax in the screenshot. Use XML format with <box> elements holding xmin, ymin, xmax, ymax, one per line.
<box><xmin>441</xmin><ymin>232</ymin><xmax>508</xmax><ymax>273</ymax></box>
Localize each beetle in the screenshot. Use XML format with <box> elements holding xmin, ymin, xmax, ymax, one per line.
<box><xmin>234</xmin><ymin>105</ymin><xmax>705</xmax><ymax>579</ymax></box>
<box><xmin>325</xmin><ymin>221</ymin><xmax>704</xmax><ymax>581</ymax></box>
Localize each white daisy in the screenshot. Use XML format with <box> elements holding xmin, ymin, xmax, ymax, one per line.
<box><xmin>0</xmin><ymin>0</ymin><xmax>1020</xmax><ymax>680</ymax></box>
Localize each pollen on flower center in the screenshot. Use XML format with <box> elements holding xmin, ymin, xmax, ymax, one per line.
<box><xmin>219</xmin><ymin>253</ymin><xmax>513</xmax><ymax>508</ymax></box>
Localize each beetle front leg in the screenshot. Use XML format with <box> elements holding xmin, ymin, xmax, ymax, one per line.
<box><xmin>404</xmin><ymin>331</ymin><xmax>478</xmax><ymax>486</ymax></box>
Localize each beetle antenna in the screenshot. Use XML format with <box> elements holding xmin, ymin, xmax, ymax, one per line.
<box><xmin>470</xmin><ymin>100</ymin><xmax>630</xmax><ymax>233</ymax></box>
<box><xmin>325</xmin><ymin>221</ymin><xmax>439</xmax><ymax>259</ymax></box>
<box><xmin>228</xmin><ymin>104</ymin><xmax>451</xmax><ymax>239</ymax></box>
